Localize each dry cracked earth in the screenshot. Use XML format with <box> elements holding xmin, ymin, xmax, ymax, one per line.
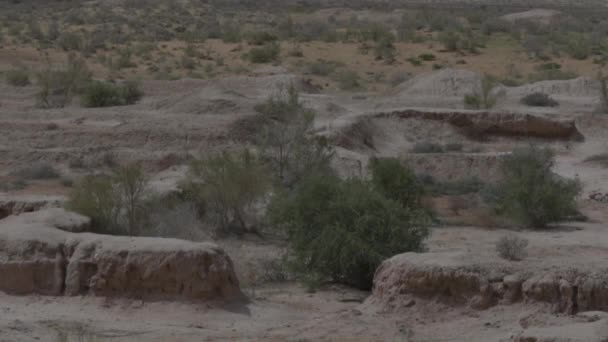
<box><xmin>2</xmin><ymin>32</ymin><xmax>608</xmax><ymax>342</ymax></box>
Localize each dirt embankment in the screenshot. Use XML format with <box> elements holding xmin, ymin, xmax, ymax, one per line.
<box><xmin>374</xmin><ymin>110</ymin><xmax>584</xmax><ymax>141</ymax></box>
<box><xmin>370</xmin><ymin>251</ymin><xmax>608</xmax><ymax>314</ymax></box>
<box><xmin>0</xmin><ymin>209</ymin><xmax>242</xmax><ymax>301</ymax></box>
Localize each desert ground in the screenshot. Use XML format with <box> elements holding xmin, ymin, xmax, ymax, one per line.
<box><xmin>1</xmin><ymin>1</ymin><xmax>608</xmax><ymax>341</ymax></box>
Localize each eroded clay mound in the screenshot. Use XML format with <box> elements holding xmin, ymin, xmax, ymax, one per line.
<box><xmin>0</xmin><ymin>210</ymin><xmax>241</xmax><ymax>301</ymax></box>
<box><xmin>406</xmin><ymin>153</ymin><xmax>503</xmax><ymax>183</ymax></box>
<box><xmin>375</xmin><ymin>110</ymin><xmax>583</xmax><ymax>141</ymax></box>
<box><xmin>370</xmin><ymin>252</ymin><xmax>608</xmax><ymax>314</ymax></box>
<box><xmin>149</xmin><ymin>74</ymin><xmax>301</xmax><ymax>115</ymax></box>
<box><xmin>0</xmin><ymin>194</ymin><xmax>64</xmax><ymax>220</ymax></box>
<box><xmin>396</xmin><ymin>69</ymin><xmax>482</xmax><ymax>98</ymax></box>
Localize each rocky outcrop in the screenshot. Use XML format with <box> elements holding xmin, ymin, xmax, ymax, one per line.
<box><xmin>374</xmin><ymin>110</ymin><xmax>584</xmax><ymax>141</ymax></box>
<box><xmin>0</xmin><ymin>210</ymin><xmax>241</xmax><ymax>301</ymax></box>
<box><xmin>370</xmin><ymin>252</ymin><xmax>608</xmax><ymax>314</ymax></box>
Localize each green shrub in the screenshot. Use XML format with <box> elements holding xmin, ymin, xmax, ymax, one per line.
<box><xmin>335</xmin><ymin>70</ymin><xmax>361</xmax><ymax>90</ymax></box>
<box><xmin>419</xmin><ymin>53</ymin><xmax>436</xmax><ymax>61</ymax></box>
<box><xmin>5</xmin><ymin>69</ymin><xmax>30</xmax><ymax>86</ymax></box>
<box><xmin>369</xmin><ymin>157</ymin><xmax>425</xmax><ymax>209</ymax></box>
<box><xmin>81</xmin><ymin>82</ymin><xmax>122</xmax><ymax>107</ymax></box>
<box><xmin>496</xmin><ymin>234</ymin><xmax>528</xmax><ymax>261</ymax></box>
<box><xmin>406</xmin><ymin>57</ymin><xmax>422</xmax><ymax>66</ymax></box>
<box><xmin>528</xmin><ymin>64</ymin><xmax>578</xmax><ymax>82</ymax></box>
<box><xmin>464</xmin><ymin>93</ymin><xmax>481</xmax><ymax>109</ymax></box>
<box><xmin>496</xmin><ymin>146</ymin><xmax>581</xmax><ymax>228</ymax></box>
<box><xmin>567</xmin><ymin>34</ymin><xmax>591</xmax><ymax>60</ymax></box>
<box><xmin>520</xmin><ymin>92</ymin><xmax>559</xmax><ymax>107</ymax></box>
<box><xmin>182</xmin><ymin>150</ymin><xmax>269</xmax><ymax>235</ymax></box>
<box><xmin>81</xmin><ymin>81</ymin><xmax>143</xmax><ymax>107</ymax></box>
<box><xmin>247</xmin><ymin>42</ymin><xmax>280</xmax><ymax>63</ymax></box>
<box><xmin>268</xmin><ymin>171</ymin><xmax>430</xmax><ymax>290</ymax></box>
<box><xmin>411</xmin><ymin>141</ymin><xmax>444</xmax><ymax>153</ymax></box>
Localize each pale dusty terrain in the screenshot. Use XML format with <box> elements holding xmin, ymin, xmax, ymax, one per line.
<box><xmin>1</xmin><ymin>64</ymin><xmax>608</xmax><ymax>341</ymax></box>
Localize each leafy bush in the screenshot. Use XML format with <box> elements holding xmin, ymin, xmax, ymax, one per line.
<box><xmin>247</xmin><ymin>42</ymin><xmax>280</xmax><ymax>63</ymax></box>
<box><xmin>5</xmin><ymin>69</ymin><xmax>30</xmax><ymax>86</ymax></box>
<box><xmin>81</xmin><ymin>82</ymin><xmax>122</xmax><ymax>107</ymax></box>
<box><xmin>464</xmin><ymin>94</ymin><xmax>481</xmax><ymax>109</ymax></box>
<box><xmin>520</xmin><ymin>92</ymin><xmax>558</xmax><ymax>107</ymax></box>
<box><xmin>268</xmin><ymin>171</ymin><xmax>430</xmax><ymax>290</ymax></box>
<box><xmin>406</xmin><ymin>57</ymin><xmax>422</xmax><ymax>66</ymax></box>
<box><xmin>528</xmin><ymin>64</ymin><xmax>578</xmax><ymax>82</ymax></box>
<box><xmin>81</xmin><ymin>81</ymin><xmax>143</xmax><ymax>107</ymax></box>
<box><xmin>182</xmin><ymin>150</ymin><xmax>270</xmax><ymax>235</ymax></box>
<box><xmin>496</xmin><ymin>146</ymin><xmax>581</xmax><ymax>228</ymax></box>
<box><xmin>419</xmin><ymin>53</ymin><xmax>436</xmax><ymax>61</ymax></box>
<box><xmin>496</xmin><ymin>234</ymin><xmax>528</xmax><ymax>261</ymax></box>
<box><xmin>335</xmin><ymin>70</ymin><xmax>361</xmax><ymax>90</ymax></box>
<box><xmin>369</xmin><ymin>157</ymin><xmax>425</xmax><ymax>208</ymax></box>
<box><xmin>411</xmin><ymin>141</ymin><xmax>444</xmax><ymax>153</ymax></box>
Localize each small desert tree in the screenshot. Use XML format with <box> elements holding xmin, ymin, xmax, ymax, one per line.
<box><xmin>67</xmin><ymin>175</ymin><xmax>120</xmax><ymax>233</ymax></box>
<box><xmin>67</xmin><ymin>162</ymin><xmax>148</xmax><ymax>235</ymax></box>
<box><xmin>268</xmin><ymin>161</ymin><xmax>430</xmax><ymax>290</ymax></box>
<box><xmin>37</xmin><ymin>53</ymin><xmax>91</xmax><ymax>108</ymax></box>
<box><xmin>496</xmin><ymin>146</ymin><xmax>581</xmax><ymax>228</ymax></box>
<box><xmin>464</xmin><ymin>74</ymin><xmax>497</xmax><ymax>109</ymax></box>
<box><xmin>598</xmin><ymin>71</ymin><xmax>608</xmax><ymax>114</ymax></box>
<box><xmin>113</xmin><ymin>163</ymin><xmax>148</xmax><ymax>235</ymax></box>
<box><xmin>256</xmin><ymin>85</ymin><xmax>333</xmax><ymax>188</ymax></box>
<box><xmin>182</xmin><ymin>150</ymin><xmax>270</xmax><ymax>235</ymax></box>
